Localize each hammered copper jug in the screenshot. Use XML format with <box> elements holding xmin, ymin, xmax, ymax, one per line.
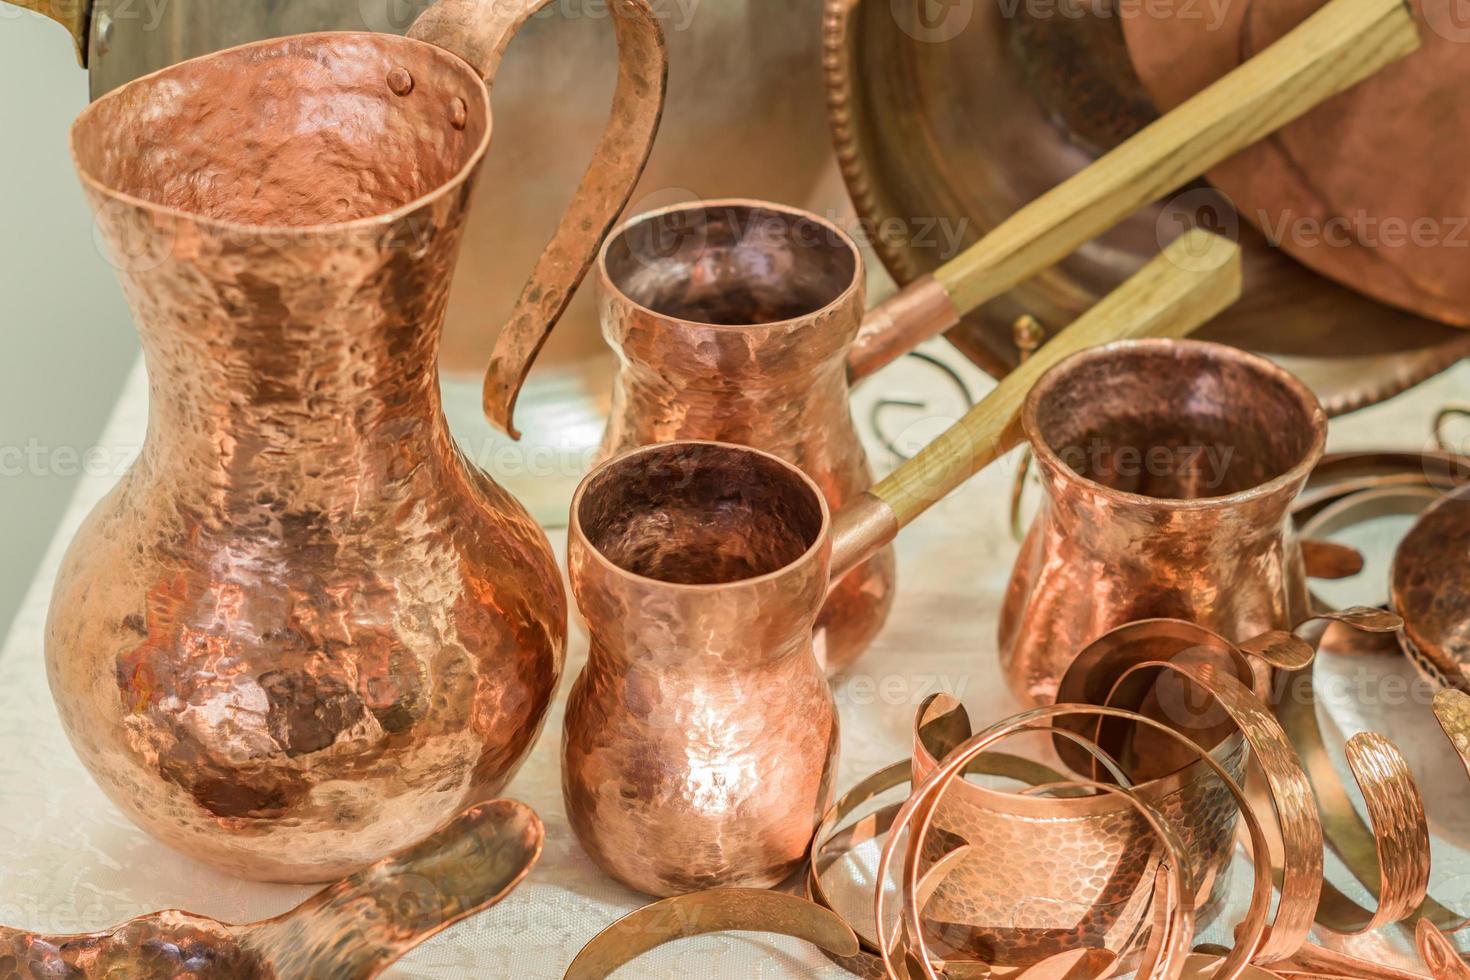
<box><xmin>999</xmin><ymin>340</ymin><xmax>1327</xmax><ymax>707</ymax></box>
<box><xmin>592</xmin><ymin>4</ymin><xmax>1411</xmax><ymax>672</ymax></box>
<box><xmin>562</xmin><ymin>231</ymin><xmax>1241</xmax><ymax>897</ymax></box>
<box><xmin>46</xmin><ymin>0</ymin><xmax>667</xmax><ymax>882</ymax></box>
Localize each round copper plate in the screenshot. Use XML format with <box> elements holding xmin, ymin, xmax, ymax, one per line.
<box><xmin>1123</xmin><ymin>0</ymin><xmax>1470</xmax><ymax>328</ymax></box>
<box><xmin>1392</xmin><ymin>483</ymin><xmax>1470</xmax><ymax>690</ymax></box>
<box><xmin>825</xmin><ymin>0</ymin><xmax>1470</xmax><ymax>416</ymax></box>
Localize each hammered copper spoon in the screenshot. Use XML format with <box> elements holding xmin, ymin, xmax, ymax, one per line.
<box><xmin>0</xmin><ymin>800</ymin><xmax>542</xmax><ymax>978</ymax></box>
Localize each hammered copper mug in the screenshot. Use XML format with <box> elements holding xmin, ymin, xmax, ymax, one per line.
<box><xmin>46</xmin><ymin>0</ymin><xmax>667</xmax><ymax>882</ymax></box>
<box><xmin>562</xmin><ymin>231</ymin><xmax>1241</xmax><ymax>897</ymax></box>
<box><xmin>999</xmin><ymin>340</ymin><xmax>1327</xmax><ymax>707</ymax></box>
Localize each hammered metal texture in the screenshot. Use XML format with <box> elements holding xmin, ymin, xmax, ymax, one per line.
<box><xmin>912</xmin><ymin>730</ymin><xmax>1244</xmax><ymax>968</ymax></box>
<box><xmin>564</xmin><ymin>443</ymin><xmax>840</xmax><ymax>896</ymax></box>
<box><xmin>49</xmin><ymin>34</ymin><xmax>566</xmax><ymax>883</ymax></box>
<box><xmin>597</xmin><ymin>202</ymin><xmax>896</xmax><ymax>673</ymax></box>
<box><xmin>1000</xmin><ymin>341</ymin><xmax>1324</xmax><ymax>706</ymax></box>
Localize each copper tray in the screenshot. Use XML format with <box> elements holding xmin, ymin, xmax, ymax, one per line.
<box><xmin>824</xmin><ymin>0</ymin><xmax>1470</xmax><ymax>415</ymax></box>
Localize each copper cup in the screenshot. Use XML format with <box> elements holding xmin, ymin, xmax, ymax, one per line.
<box><xmin>562</xmin><ymin>232</ymin><xmax>1243</xmax><ymax>896</ymax></box>
<box><xmin>46</xmin><ymin>0</ymin><xmax>667</xmax><ymax>882</ymax></box>
<box><xmin>1000</xmin><ymin>339</ymin><xmax>1327</xmax><ymax>707</ymax></box>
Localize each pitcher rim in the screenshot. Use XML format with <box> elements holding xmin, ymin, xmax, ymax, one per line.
<box><xmin>69</xmin><ymin>31</ymin><xmax>494</xmax><ymax>239</ymax></box>
<box><xmin>597</xmin><ymin>197</ymin><xmax>865</xmax><ymax>336</ymax></box>
<box><xmin>1022</xmin><ymin>338</ymin><xmax>1328</xmax><ymax>513</ymax></box>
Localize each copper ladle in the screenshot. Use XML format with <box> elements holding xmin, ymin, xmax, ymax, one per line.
<box><xmin>593</xmin><ymin>0</ymin><xmax>1416</xmax><ymax>674</ymax></box>
<box><xmin>0</xmin><ymin>800</ymin><xmax>543</xmax><ymax>978</ymax></box>
<box><xmin>561</xmin><ymin>229</ymin><xmax>1242</xmax><ymax>897</ymax></box>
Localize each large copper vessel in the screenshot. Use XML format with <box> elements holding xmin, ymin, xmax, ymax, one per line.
<box><xmin>45</xmin><ymin>0</ymin><xmax>667</xmax><ymax>882</ymax></box>
<box><xmin>999</xmin><ymin>340</ymin><xmax>1326</xmax><ymax>706</ymax></box>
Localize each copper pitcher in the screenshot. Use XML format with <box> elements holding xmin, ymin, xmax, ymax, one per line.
<box><xmin>999</xmin><ymin>340</ymin><xmax>1327</xmax><ymax>707</ymax></box>
<box><xmin>45</xmin><ymin>0</ymin><xmax>667</xmax><ymax>882</ymax></box>
<box><xmin>562</xmin><ymin>231</ymin><xmax>1241</xmax><ymax>897</ymax></box>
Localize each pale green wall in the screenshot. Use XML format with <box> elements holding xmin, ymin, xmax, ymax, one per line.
<box><xmin>0</xmin><ymin>13</ymin><xmax>139</xmax><ymax>640</ymax></box>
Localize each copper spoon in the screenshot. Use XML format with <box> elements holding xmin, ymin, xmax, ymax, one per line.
<box><xmin>0</xmin><ymin>800</ymin><xmax>543</xmax><ymax>978</ymax></box>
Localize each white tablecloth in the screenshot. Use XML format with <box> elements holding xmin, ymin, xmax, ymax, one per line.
<box><xmin>1</xmin><ymin>350</ymin><xmax>1466</xmax><ymax>977</ymax></box>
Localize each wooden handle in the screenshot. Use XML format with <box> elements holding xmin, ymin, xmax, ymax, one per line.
<box><xmin>410</xmin><ymin>0</ymin><xmax>669</xmax><ymax>439</ymax></box>
<box><xmin>933</xmin><ymin>0</ymin><xmax>1419</xmax><ymax>317</ymax></box>
<box><xmin>871</xmin><ymin>229</ymin><xmax>1241</xmax><ymax>529</ymax></box>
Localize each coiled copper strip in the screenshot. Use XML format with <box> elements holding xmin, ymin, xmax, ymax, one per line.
<box><xmin>1276</xmin><ymin>497</ymin><xmax>1470</xmax><ymax>934</ymax></box>
<box><xmin>1293</xmin><ymin>450</ymin><xmax>1469</xmax><ymax>525</ymax></box>
<box><xmin>1325</xmin><ymin>733</ymin><xmax>1432</xmax><ymax>934</ymax></box>
<box><xmin>889</xmin><ymin>770</ymin><xmax>1196</xmax><ymax>980</ymax></box>
<box><xmin>877</xmin><ymin>705</ymin><xmax>1276</xmax><ymax>980</ymax></box>
<box><xmin>561</xmin><ymin>888</ymin><xmax>860</xmax><ymax>979</ymax></box>
<box><xmin>1237</xmin><ymin>607</ymin><xmax>1431</xmax><ymax>936</ymax></box>
<box><xmin>1294</xmin><ymin>486</ymin><xmax>1446</xmax><ymax>658</ymax></box>
<box><xmin>804</xmin><ymin>741</ymin><xmax>1128</xmax><ymax>979</ymax></box>
<box><xmin>1274</xmin><ymin>649</ymin><xmax>1467</xmax><ymax>935</ymax></box>
<box><xmin>1100</xmin><ymin>664</ymin><xmax>1321</xmax><ymax>965</ymax></box>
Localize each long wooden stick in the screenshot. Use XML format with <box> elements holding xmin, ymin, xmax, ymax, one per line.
<box><xmin>936</xmin><ymin>0</ymin><xmax>1417</xmax><ymax>315</ymax></box>
<box><xmin>873</xmin><ymin>229</ymin><xmax>1241</xmax><ymax>528</ymax></box>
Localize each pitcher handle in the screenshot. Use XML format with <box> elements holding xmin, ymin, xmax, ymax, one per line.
<box><xmin>10</xmin><ymin>0</ymin><xmax>91</xmax><ymax>65</ymax></box>
<box><xmin>409</xmin><ymin>0</ymin><xmax>669</xmax><ymax>439</ymax></box>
